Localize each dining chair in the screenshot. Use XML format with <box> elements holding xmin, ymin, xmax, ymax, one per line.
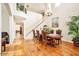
<box><xmin>56</xmin><ymin>29</ymin><xmax>62</xmax><ymax>45</ymax></box>
<box><xmin>2</xmin><ymin>32</ymin><xmax>9</xmax><ymax>44</ymax></box>
<box><xmin>56</xmin><ymin>29</ymin><xmax>62</xmax><ymax>35</ymax></box>
<box><xmin>42</xmin><ymin>31</ymin><xmax>47</xmax><ymax>42</ymax></box>
<box><xmin>37</xmin><ymin>30</ymin><xmax>43</xmax><ymax>42</ymax></box>
<box><xmin>50</xmin><ymin>30</ymin><xmax>54</xmax><ymax>34</ymax></box>
<box><xmin>36</xmin><ymin>30</ymin><xmax>40</xmax><ymax>41</ymax></box>
<box><xmin>32</xmin><ymin>30</ymin><xmax>38</xmax><ymax>42</ymax></box>
<box><xmin>42</xmin><ymin>31</ymin><xmax>52</xmax><ymax>45</ymax></box>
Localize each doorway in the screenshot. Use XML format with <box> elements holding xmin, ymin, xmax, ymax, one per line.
<box><xmin>16</xmin><ymin>23</ymin><xmax>24</xmax><ymax>39</ymax></box>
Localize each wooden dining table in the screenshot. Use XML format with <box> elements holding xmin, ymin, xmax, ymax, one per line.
<box><xmin>47</xmin><ymin>34</ymin><xmax>63</xmax><ymax>39</ymax></box>
<box><xmin>46</xmin><ymin>34</ymin><xmax>63</xmax><ymax>46</ymax></box>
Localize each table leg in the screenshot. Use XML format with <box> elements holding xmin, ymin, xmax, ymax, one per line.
<box><xmin>51</xmin><ymin>39</ymin><xmax>56</xmax><ymax>47</ymax></box>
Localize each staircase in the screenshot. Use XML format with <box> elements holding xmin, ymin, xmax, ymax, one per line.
<box><xmin>25</xmin><ymin>17</ymin><xmax>48</xmax><ymax>37</ymax></box>
<box><xmin>26</xmin><ymin>19</ymin><xmax>44</xmax><ymax>35</ymax></box>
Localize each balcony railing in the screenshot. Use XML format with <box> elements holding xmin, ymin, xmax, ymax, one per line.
<box><xmin>16</xmin><ymin>3</ymin><xmax>27</xmax><ymax>14</ymax></box>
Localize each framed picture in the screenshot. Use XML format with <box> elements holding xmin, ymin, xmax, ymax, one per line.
<box><xmin>52</xmin><ymin>17</ymin><xmax>59</xmax><ymax>28</ymax></box>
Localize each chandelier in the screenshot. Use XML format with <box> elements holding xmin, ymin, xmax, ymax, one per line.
<box><xmin>44</xmin><ymin>3</ymin><xmax>52</xmax><ymax>16</ymax></box>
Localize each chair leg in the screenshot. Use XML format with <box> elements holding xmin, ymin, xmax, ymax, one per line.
<box><xmin>51</xmin><ymin>39</ymin><xmax>56</xmax><ymax>47</ymax></box>
<box><xmin>33</xmin><ymin>37</ymin><xmax>37</xmax><ymax>43</ymax></box>
<box><xmin>58</xmin><ymin>40</ymin><xmax>60</xmax><ymax>45</ymax></box>
<box><xmin>55</xmin><ymin>39</ymin><xmax>59</xmax><ymax>45</ymax></box>
<box><xmin>55</xmin><ymin>40</ymin><xmax>57</xmax><ymax>44</ymax></box>
<box><xmin>4</xmin><ymin>45</ymin><xmax>5</xmax><ymax>51</ymax></box>
<box><xmin>57</xmin><ymin>39</ymin><xmax>62</xmax><ymax>45</ymax></box>
<box><xmin>4</xmin><ymin>41</ymin><xmax>6</xmax><ymax>51</ymax></box>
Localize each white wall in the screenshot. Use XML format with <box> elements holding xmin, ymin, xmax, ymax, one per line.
<box><xmin>1</xmin><ymin>4</ymin><xmax>14</xmax><ymax>44</ymax></box>
<box><xmin>9</xmin><ymin>16</ymin><xmax>16</xmax><ymax>44</ymax></box>
<box><xmin>1</xmin><ymin>4</ymin><xmax>10</xmax><ymax>34</ymax></box>
<box><xmin>24</xmin><ymin>11</ymin><xmax>42</xmax><ymax>39</ymax></box>
<box><xmin>0</xmin><ymin>3</ymin><xmax>1</xmax><ymax>54</ymax></box>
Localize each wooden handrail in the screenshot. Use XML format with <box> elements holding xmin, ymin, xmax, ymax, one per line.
<box><xmin>26</xmin><ymin>19</ymin><xmax>46</xmax><ymax>36</ymax></box>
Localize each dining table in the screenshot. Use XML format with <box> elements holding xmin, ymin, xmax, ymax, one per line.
<box><xmin>47</xmin><ymin>34</ymin><xmax>63</xmax><ymax>39</ymax></box>
<box><xmin>46</xmin><ymin>34</ymin><xmax>63</xmax><ymax>46</ymax></box>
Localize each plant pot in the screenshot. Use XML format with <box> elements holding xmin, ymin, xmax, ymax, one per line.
<box><xmin>73</xmin><ymin>37</ymin><xmax>79</xmax><ymax>47</ymax></box>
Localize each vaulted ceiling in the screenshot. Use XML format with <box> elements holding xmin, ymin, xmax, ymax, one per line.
<box><xmin>25</xmin><ymin>3</ymin><xmax>55</xmax><ymax>14</ymax></box>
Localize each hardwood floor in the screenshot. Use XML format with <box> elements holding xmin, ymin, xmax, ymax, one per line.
<box><xmin>1</xmin><ymin>38</ymin><xmax>79</xmax><ymax>56</ymax></box>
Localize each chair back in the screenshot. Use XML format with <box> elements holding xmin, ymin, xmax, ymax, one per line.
<box><xmin>2</xmin><ymin>32</ymin><xmax>9</xmax><ymax>44</ymax></box>
<box><xmin>50</xmin><ymin>30</ymin><xmax>54</xmax><ymax>34</ymax></box>
<box><xmin>2</xmin><ymin>32</ymin><xmax>9</xmax><ymax>38</ymax></box>
<box><xmin>36</xmin><ymin>30</ymin><xmax>40</xmax><ymax>39</ymax></box>
<box><xmin>42</xmin><ymin>31</ymin><xmax>48</xmax><ymax>41</ymax></box>
<box><xmin>32</xmin><ymin>30</ymin><xmax>36</xmax><ymax>37</ymax></box>
<box><xmin>56</xmin><ymin>29</ymin><xmax>62</xmax><ymax>35</ymax></box>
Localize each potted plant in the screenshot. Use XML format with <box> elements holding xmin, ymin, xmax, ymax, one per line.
<box><xmin>67</xmin><ymin>16</ymin><xmax>79</xmax><ymax>47</ymax></box>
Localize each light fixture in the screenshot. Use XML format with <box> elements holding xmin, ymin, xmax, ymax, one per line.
<box><xmin>44</xmin><ymin>3</ymin><xmax>52</xmax><ymax>16</ymax></box>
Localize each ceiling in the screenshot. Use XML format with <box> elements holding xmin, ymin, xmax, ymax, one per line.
<box><xmin>25</xmin><ymin>3</ymin><xmax>55</xmax><ymax>14</ymax></box>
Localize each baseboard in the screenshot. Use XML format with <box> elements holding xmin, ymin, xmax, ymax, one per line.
<box><xmin>62</xmin><ymin>39</ymin><xmax>73</xmax><ymax>43</ymax></box>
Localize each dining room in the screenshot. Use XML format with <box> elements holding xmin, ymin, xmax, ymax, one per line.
<box><xmin>32</xmin><ymin>24</ymin><xmax>63</xmax><ymax>47</ymax></box>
